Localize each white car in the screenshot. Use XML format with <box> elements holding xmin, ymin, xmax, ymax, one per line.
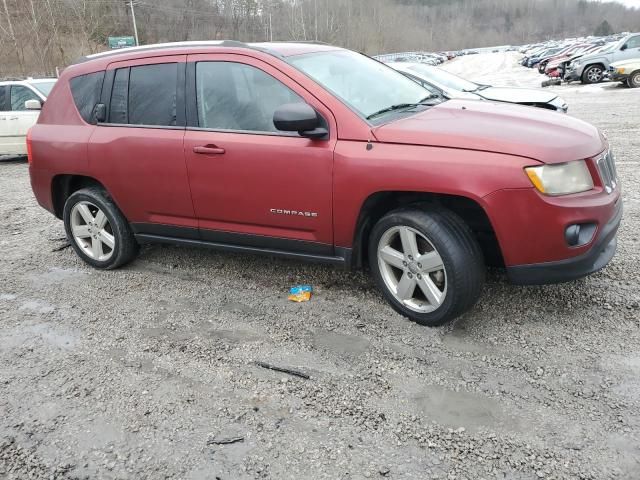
<box><xmin>0</xmin><ymin>78</ymin><xmax>56</xmax><ymax>156</ymax></box>
<box><xmin>388</xmin><ymin>62</ymin><xmax>568</xmax><ymax>112</ymax></box>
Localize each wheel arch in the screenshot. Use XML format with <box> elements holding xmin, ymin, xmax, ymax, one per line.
<box><xmin>350</xmin><ymin>191</ymin><xmax>504</xmax><ymax>270</ymax></box>
<box><xmin>51</xmin><ymin>174</ymin><xmax>107</xmax><ymax>219</ymax></box>
<box><xmin>583</xmin><ymin>62</ymin><xmax>606</xmax><ymax>73</ymax></box>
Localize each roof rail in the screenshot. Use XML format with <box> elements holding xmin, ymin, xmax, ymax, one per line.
<box><xmin>72</xmin><ymin>40</ymin><xmax>257</xmax><ymax>65</ymax></box>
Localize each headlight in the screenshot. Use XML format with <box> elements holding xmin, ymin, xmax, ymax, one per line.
<box><xmin>616</xmin><ymin>67</ymin><xmax>626</xmax><ymax>74</ymax></box>
<box><xmin>525</xmin><ymin>160</ymin><xmax>594</xmax><ymax>196</ymax></box>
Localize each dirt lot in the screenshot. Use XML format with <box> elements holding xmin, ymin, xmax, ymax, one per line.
<box><xmin>1</xmin><ymin>52</ymin><xmax>639</xmax><ymax>480</ymax></box>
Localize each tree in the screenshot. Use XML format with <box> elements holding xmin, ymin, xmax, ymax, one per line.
<box><xmin>594</xmin><ymin>20</ymin><xmax>613</xmax><ymax>36</ymax></box>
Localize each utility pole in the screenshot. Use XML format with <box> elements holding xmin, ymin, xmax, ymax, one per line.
<box><xmin>127</xmin><ymin>0</ymin><xmax>140</xmax><ymax>46</ymax></box>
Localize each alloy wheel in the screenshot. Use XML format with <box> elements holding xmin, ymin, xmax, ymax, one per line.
<box><xmin>377</xmin><ymin>226</ymin><xmax>447</xmax><ymax>313</ymax></box>
<box><xmin>70</xmin><ymin>201</ymin><xmax>115</xmax><ymax>261</ymax></box>
<box><xmin>587</xmin><ymin>67</ymin><xmax>603</xmax><ymax>83</ymax></box>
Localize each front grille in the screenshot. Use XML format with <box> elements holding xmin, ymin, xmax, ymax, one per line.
<box><xmin>596</xmin><ymin>149</ymin><xmax>618</xmax><ymax>194</ymax></box>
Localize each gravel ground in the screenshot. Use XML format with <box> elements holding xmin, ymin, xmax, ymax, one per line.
<box><xmin>1</xmin><ymin>52</ymin><xmax>640</xmax><ymax>480</ymax></box>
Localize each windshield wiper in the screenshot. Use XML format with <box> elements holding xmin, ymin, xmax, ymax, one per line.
<box><xmin>366</xmin><ymin>96</ymin><xmax>438</xmax><ymax>120</ymax></box>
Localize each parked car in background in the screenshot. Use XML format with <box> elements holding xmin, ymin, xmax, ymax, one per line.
<box><xmin>0</xmin><ymin>78</ymin><xmax>56</xmax><ymax>155</ymax></box>
<box><xmin>388</xmin><ymin>62</ymin><xmax>568</xmax><ymax>112</ymax></box>
<box><xmin>565</xmin><ymin>32</ymin><xmax>640</xmax><ymax>83</ymax></box>
<box><xmin>609</xmin><ymin>58</ymin><xmax>640</xmax><ymax>87</ymax></box>
<box><xmin>544</xmin><ymin>44</ymin><xmax>604</xmax><ymax>78</ymax></box>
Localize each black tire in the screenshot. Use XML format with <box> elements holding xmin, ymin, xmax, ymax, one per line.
<box><xmin>63</xmin><ymin>187</ymin><xmax>139</xmax><ymax>269</ymax></box>
<box><xmin>368</xmin><ymin>206</ymin><xmax>485</xmax><ymax>327</ymax></box>
<box><xmin>627</xmin><ymin>71</ymin><xmax>640</xmax><ymax>88</ymax></box>
<box><xmin>582</xmin><ymin>65</ymin><xmax>604</xmax><ymax>84</ymax></box>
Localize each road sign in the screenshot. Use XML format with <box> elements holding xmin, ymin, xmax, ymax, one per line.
<box><xmin>108</xmin><ymin>36</ymin><xmax>136</xmax><ymax>49</ymax></box>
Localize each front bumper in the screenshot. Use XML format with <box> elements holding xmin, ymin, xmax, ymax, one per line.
<box><xmin>507</xmin><ymin>199</ymin><xmax>622</xmax><ymax>285</ymax></box>
<box><xmin>609</xmin><ymin>72</ymin><xmax>629</xmax><ymax>82</ymax></box>
<box><xmin>564</xmin><ymin>66</ymin><xmax>583</xmax><ymax>82</ymax></box>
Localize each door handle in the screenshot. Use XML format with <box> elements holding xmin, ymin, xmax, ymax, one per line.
<box><xmin>193</xmin><ymin>145</ymin><xmax>225</xmax><ymax>155</ymax></box>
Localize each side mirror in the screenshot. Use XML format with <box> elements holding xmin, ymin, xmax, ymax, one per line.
<box><xmin>25</xmin><ymin>99</ymin><xmax>42</xmax><ymax>110</ymax></box>
<box><xmin>273</xmin><ymin>103</ymin><xmax>328</xmax><ymax>139</ymax></box>
<box><xmin>93</xmin><ymin>103</ymin><xmax>107</xmax><ymax>123</ymax></box>
<box><xmin>621</xmin><ymin>44</ymin><xmax>628</xmax><ymax>51</ymax></box>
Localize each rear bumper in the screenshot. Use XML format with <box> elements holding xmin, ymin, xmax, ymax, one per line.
<box><xmin>507</xmin><ymin>199</ymin><xmax>622</xmax><ymax>285</ymax></box>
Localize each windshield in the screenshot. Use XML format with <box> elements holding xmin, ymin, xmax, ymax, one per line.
<box><xmin>288</xmin><ymin>50</ymin><xmax>431</xmax><ymax>121</ymax></box>
<box><xmin>406</xmin><ymin>64</ymin><xmax>479</xmax><ymax>92</ymax></box>
<box><xmin>28</xmin><ymin>80</ymin><xmax>56</xmax><ymax>97</ymax></box>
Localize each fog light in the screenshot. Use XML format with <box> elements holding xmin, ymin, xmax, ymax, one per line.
<box><xmin>565</xmin><ymin>223</ymin><xmax>596</xmax><ymax>247</ymax></box>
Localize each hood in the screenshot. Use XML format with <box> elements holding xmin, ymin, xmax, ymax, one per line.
<box><xmin>547</xmin><ymin>54</ymin><xmax>574</xmax><ymax>67</ymax></box>
<box><xmin>371</xmin><ymin>99</ymin><xmax>604</xmax><ymax>164</ymax></box>
<box><xmin>573</xmin><ymin>51</ymin><xmax>606</xmax><ymax>64</ymax></box>
<box><xmin>477</xmin><ymin>86</ymin><xmax>557</xmax><ymax>104</ymax></box>
<box><xmin>611</xmin><ymin>58</ymin><xmax>640</xmax><ymax>68</ymax></box>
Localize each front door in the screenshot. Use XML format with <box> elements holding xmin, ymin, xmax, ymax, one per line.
<box><xmin>183</xmin><ymin>54</ymin><xmax>336</xmax><ymax>255</ymax></box>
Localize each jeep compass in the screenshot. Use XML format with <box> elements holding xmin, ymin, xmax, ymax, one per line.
<box><xmin>28</xmin><ymin>41</ymin><xmax>622</xmax><ymax>326</ymax></box>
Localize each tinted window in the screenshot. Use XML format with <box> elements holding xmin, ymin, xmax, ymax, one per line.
<box><xmin>70</xmin><ymin>72</ymin><xmax>104</xmax><ymax>123</ymax></box>
<box><xmin>109</xmin><ymin>67</ymin><xmax>129</xmax><ymax>124</ymax></box>
<box><xmin>129</xmin><ymin>63</ymin><xmax>178</xmax><ymax>126</ymax></box>
<box><xmin>0</xmin><ymin>86</ymin><xmax>7</xmax><ymax>112</ymax></box>
<box><xmin>10</xmin><ymin>85</ymin><xmax>40</xmax><ymax>111</ymax></box>
<box><xmin>196</xmin><ymin>62</ymin><xmax>303</xmax><ymax>133</ymax></box>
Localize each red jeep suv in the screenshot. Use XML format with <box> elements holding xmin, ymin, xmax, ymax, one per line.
<box><xmin>28</xmin><ymin>41</ymin><xmax>622</xmax><ymax>326</ymax></box>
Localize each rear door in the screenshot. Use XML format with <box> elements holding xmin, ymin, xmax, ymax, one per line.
<box><xmin>183</xmin><ymin>54</ymin><xmax>336</xmax><ymax>254</ymax></box>
<box><xmin>88</xmin><ymin>55</ymin><xmax>197</xmax><ymax>234</ymax></box>
<box><xmin>0</xmin><ymin>86</ymin><xmax>12</xmax><ymax>153</ymax></box>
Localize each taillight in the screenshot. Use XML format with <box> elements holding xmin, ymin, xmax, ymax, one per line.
<box><xmin>26</xmin><ymin>128</ymin><xmax>33</xmax><ymax>164</ymax></box>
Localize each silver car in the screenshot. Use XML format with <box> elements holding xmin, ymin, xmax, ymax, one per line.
<box><xmin>565</xmin><ymin>32</ymin><xmax>640</xmax><ymax>84</ymax></box>
<box><xmin>388</xmin><ymin>62</ymin><xmax>568</xmax><ymax>112</ymax></box>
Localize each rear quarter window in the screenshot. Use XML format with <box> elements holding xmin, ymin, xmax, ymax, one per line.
<box><xmin>70</xmin><ymin>71</ymin><xmax>105</xmax><ymax>123</ymax></box>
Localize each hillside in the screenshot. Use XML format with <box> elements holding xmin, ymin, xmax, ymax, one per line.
<box><xmin>1</xmin><ymin>0</ymin><xmax>639</xmax><ymax>76</ymax></box>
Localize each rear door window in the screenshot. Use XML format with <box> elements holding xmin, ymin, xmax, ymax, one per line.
<box><xmin>70</xmin><ymin>72</ymin><xmax>105</xmax><ymax>123</ymax></box>
<box><xmin>10</xmin><ymin>85</ymin><xmax>40</xmax><ymax>111</ymax></box>
<box><xmin>129</xmin><ymin>63</ymin><xmax>178</xmax><ymax>126</ymax></box>
<box><xmin>108</xmin><ymin>63</ymin><xmax>179</xmax><ymax>126</ymax></box>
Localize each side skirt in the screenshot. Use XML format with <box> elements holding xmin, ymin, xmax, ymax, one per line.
<box><xmin>134</xmin><ymin>233</ymin><xmax>351</xmax><ymax>267</ymax></box>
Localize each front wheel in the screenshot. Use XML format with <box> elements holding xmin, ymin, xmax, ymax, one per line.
<box><xmin>368</xmin><ymin>207</ymin><xmax>485</xmax><ymax>327</ymax></box>
<box><xmin>582</xmin><ymin>65</ymin><xmax>604</xmax><ymax>84</ymax></box>
<box><xmin>63</xmin><ymin>187</ymin><xmax>139</xmax><ymax>269</ymax></box>
<box><xmin>627</xmin><ymin>71</ymin><xmax>640</xmax><ymax>88</ymax></box>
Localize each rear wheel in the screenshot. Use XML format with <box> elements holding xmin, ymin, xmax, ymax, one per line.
<box><xmin>627</xmin><ymin>71</ymin><xmax>640</xmax><ymax>88</ymax></box>
<box><xmin>368</xmin><ymin>207</ymin><xmax>485</xmax><ymax>327</ymax></box>
<box><xmin>63</xmin><ymin>187</ymin><xmax>139</xmax><ymax>269</ymax></box>
<box><xmin>582</xmin><ymin>65</ymin><xmax>604</xmax><ymax>84</ymax></box>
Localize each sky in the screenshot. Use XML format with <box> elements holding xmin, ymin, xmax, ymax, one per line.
<box><xmin>608</xmin><ymin>0</ymin><xmax>640</xmax><ymax>7</ymax></box>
